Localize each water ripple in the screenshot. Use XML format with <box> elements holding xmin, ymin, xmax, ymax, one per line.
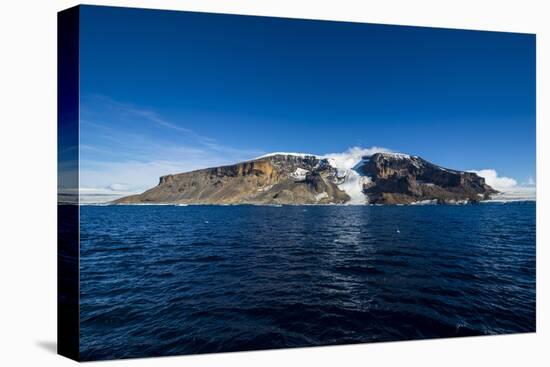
<box><xmin>79</xmin><ymin>203</ymin><xmax>536</xmax><ymax>360</ymax></box>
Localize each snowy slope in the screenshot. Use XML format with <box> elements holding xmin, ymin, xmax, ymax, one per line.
<box><xmin>255</xmin><ymin>148</ymin><xmax>535</xmax><ymax>204</ymax></box>
<box><xmin>257</xmin><ymin>147</ymin><xmax>388</xmax><ymax>204</ymax></box>
<box><xmin>257</xmin><ymin>152</ymin><xmax>321</xmax><ymax>159</ymax></box>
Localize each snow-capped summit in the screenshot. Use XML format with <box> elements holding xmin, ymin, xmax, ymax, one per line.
<box><xmin>115</xmin><ymin>149</ymin><xmax>498</xmax><ymax>205</ymax></box>
<box><xmin>256</xmin><ymin>152</ymin><xmax>320</xmax><ymax>159</ymax></box>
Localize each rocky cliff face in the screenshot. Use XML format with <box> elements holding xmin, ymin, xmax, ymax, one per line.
<box><xmin>115</xmin><ymin>154</ymin><xmax>349</xmax><ymax>205</ymax></box>
<box><xmin>114</xmin><ymin>152</ymin><xmax>498</xmax><ymax>205</ymax></box>
<box><xmin>358</xmin><ymin>153</ymin><xmax>498</xmax><ymax>204</ymax></box>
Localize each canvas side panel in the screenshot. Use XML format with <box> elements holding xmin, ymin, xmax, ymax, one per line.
<box><xmin>57</xmin><ymin>6</ymin><xmax>80</xmax><ymax>362</ymax></box>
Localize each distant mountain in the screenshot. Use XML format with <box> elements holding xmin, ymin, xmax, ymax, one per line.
<box><xmin>113</xmin><ymin>152</ymin><xmax>498</xmax><ymax>205</ymax></box>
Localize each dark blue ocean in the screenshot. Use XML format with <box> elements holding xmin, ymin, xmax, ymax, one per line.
<box><xmin>79</xmin><ymin>202</ymin><xmax>536</xmax><ymax>360</ymax></box>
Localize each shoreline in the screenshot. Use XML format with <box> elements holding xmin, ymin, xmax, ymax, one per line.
<box><xmin>74</xmin><ymin>199</ymin><xmax>536</xmax><ymax>207</ymax></box>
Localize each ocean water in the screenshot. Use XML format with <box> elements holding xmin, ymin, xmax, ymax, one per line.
<box><xmin>79</xmin><ymin>202</ymin><xmax>536</xmax><ymax>360</ymax></box>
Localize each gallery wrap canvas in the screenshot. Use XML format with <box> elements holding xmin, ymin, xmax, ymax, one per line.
<box><xmin>58</xmin><ymin>5</ymin><xmax>536</xmax><ymax>362</ymax></box>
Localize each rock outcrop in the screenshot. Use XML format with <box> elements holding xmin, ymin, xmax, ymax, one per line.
<box><xmin>115</xmin><ymin>154</ymin><xmax>349</xmax><ymax>205</ymax></box>
<box><xmin>358</xmin><ymin>153</ymin><xmax>498</xmax><ymax>204</ymax></box>
<box><xmin>114</xmin><ymin>152</ymin><xmax>498</xmax><ymax>205</ymax></box>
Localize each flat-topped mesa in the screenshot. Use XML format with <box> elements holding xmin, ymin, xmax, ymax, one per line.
<box><xmin>357</xmin><ymin>152</ymin><xmax>498</xmax><ymax>204</ymax></box>
<box><xmin>114</xmin><ymin>154</ymin><xmax>349</xmax><ymax>205</ymax></box>
<box><xmin>113</xmin><ymin>151</ymin><xmax>498</xmax><ymax>205</ymax></box>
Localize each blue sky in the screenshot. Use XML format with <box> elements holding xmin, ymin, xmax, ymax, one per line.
<box><xmin>79</xmin><ymin>5</ymin><xmax>535</xmax><ymax>193</ymax></box>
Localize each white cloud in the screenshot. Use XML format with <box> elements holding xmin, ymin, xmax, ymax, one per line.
<box><xmin>469</xmin><ymin>169</ymin><xmax>536</xmax><ymax>201</ymax></box>
<box><xmin>79</xmin><ymin>95</ymin><xmax>266</xmax><ymax>199</ymax></box>
<box><xmin>469</xmin><ymin>169</ymin><xmax>518</xmax><ymax>190</ymax></box>
<box><xmin>107</xmin><ymin>183</ymin><xmax>130</xmax><ymax>191</ymax></box>
<box><xmin>80</xmin><ymin>159</ymin><xmax>223</xmax><ymax>192</ymax></box>
<box><xmin>323</xmin><ymin>146</ymin><xmax>391</xmax><ymax>170</ymax></box>
<box><xmin>78</xmin><ymin>186</ymin><xmax>142</xmax><ymax>204</ymax></box>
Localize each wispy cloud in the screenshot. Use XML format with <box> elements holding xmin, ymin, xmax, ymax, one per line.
<box><xmin>103</xmin><ymin>97</ymin><xmax>213</xmax><ymax>143</ymax></box>
<box><xmin>79</xmin><ymin>95</ymin><xmax>265</xmax><ymax>196</ymax></box>
<box><xmin>82</xmin><ymin>95</ymin><xmax>260</xmax><ymax>156</ymax></box>
<box><xmin>79</xmin><ymin>96</ymin><xmax>534</xmax><ymax>204</ymax></box>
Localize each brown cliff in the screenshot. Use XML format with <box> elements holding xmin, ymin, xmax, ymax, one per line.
<box><xmin>114</xmin><ymin>152</ymin><xmax>498</xmax><ymax>205</ymax></box>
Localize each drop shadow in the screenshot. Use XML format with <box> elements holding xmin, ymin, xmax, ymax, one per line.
<box><xmin>36</xmin><ymin>340</ymin><xmax>57</xmax><ymax>354</ymax></box>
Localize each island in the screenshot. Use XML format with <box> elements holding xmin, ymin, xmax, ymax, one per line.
<box><xmin>113</xmin><ymin>152</ymin><xmax>498</xmax><ymax>205</ymax></box>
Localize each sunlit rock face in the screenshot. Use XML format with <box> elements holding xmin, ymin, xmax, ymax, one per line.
<box><xmin>114</xmin><ymin>154</ymin><xmax>349</xmax><ymax>205</ymax></box>
<box><xmin>114</xmin><ymin>152</ymin><xmax>497</xmax><ymax>205</ymax></box>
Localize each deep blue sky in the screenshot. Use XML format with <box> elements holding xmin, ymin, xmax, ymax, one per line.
<box><xmin>79</xmin><ymin>5</ymin><xmax>535</xmax><ymax>190</ymax></box>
